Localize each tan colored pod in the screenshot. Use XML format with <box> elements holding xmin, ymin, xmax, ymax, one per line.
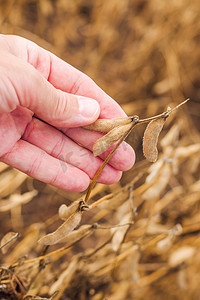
<box><xmin>59</xmin><ymin>199</ymin><xmax>89</xmax><ymax>221</ymax></box>
<box><xmin>83</xmin><ymin>117</ymin><xmax>133</xmax><ymax>133</ymax></box>
<box><xmin>59</xmin><ymin>200</ymin><xmax>80</xmax><ymax>221</ymax></box>
<box><xmin>143</xmin><ymin>118</ymin><xmax>166</xmax><ymax>162</ymax></box>
<box><xmin>39</xmin><ymin>200</ymin><xmax>89</xmax><ymax>245</ymax></box>
<box><xmin>93</xmin><ymin>123</ymin><xmax>132</xmax><ymax>156</ymax></box>
<box><xmin>39</xmin><ymin>212</ymin><xmax>82</xmax><ymax>245</ymax></box>
<box><xmin>58</xmin><ymin>224</ymin><xmax>93</xmax><ymax>244</ymax></box>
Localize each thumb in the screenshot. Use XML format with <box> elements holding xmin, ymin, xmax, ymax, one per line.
<box><xmin>34</xmin><ymin>87</ymin><xmax>100</xmax><ymax>127</ymax></box>
<box><xmin>0</xmin><ymin>52</ymin><xmax>100</xmax><ymax>127</ymax></box>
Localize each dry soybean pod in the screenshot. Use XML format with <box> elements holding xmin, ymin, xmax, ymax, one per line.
<box><xmin>93</xmin><ymin>123</ymin><xmax>133</xmax><ymax>156</ymax></box>
<box><xmin>58</xmin><ymin>224</ymin><xmax>94</xmax><ymax>244</ymax></box>
<box><xmin>39</xmin><ymin>212</ymin><xmax>82</xmax><ymax>245</ymax></box>
<box><xmin>83</xmin><ymin>117</ymin><xmax>133</xmax><ymax>133</ymax></box>
<box><xmin>59</xmin><ymin>199</ymin><xmax>83</xmax><ymax>221</ymax></box>
<box><xmin>39</xmin><ymin>201</ymin><xmax>89</xmax><ymax>245</ymax></box>
<box><xmin>84</xmin><ymin>121</ymin><xmax>137</xmax><ymax>203</ymax></box>
<box><xmin>143</xmin><ymin>117</ymin><xmax>166</xmax><ymax>162</ymax></box>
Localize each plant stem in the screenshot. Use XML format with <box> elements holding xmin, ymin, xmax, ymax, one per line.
<box><xmin>137</xmin><ymin>98</ymin><xmax>190</xmax><ymax>125</ymax></box>
<box><xmin>84</xmin><ymin>122</ymin><xmax>137</xmax><ymax>203</ymax></box>
<box><xmin>84</xmin><ymin>98</ymin><xmax>190</xmax><ymax>204</ymax></box>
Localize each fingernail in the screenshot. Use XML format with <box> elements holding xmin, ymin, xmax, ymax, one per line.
<box><xmin>78</xmin><ymin>96</ymin><xmax>100</xmax><ymax>120</ymax></box>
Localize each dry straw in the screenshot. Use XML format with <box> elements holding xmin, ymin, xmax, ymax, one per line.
<box><xmin>37</xmin><ymin>99</ymin><xmax>188</xmax><ymax>247</ymax></box>
<box><xmin>0</xmin><ymin>0</ymin><xmax>200</xmax><ymax>299</ymax></box>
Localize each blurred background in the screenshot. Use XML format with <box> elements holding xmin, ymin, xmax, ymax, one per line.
<box><xmin>0</xmin><ymin>0</ymin><xmax>200</xmax><ymax>117</ymax></box>
<box><xmin>0</xmin><ymin>1</ymin><xmax>200</xmax><ymax>299</ymax></box>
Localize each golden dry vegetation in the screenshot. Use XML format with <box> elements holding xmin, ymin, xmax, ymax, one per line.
<box><xmin>0</xmin><ymin>0</ymin><xmax>200</xmax><ymax>299</ymax></box>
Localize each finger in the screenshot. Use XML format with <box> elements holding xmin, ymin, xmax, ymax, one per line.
<box><xmin>10</xmin><ymin>106</ymin><xmax>33</xmax><ymax>135</ymax></box>
<box><xmin>62</xmin><ymin>128</ymin><xmax>135</xmax><ymax>171</ymax></box>
<box><xmin>0</xmin><ymin>113</ymin><xmax>21</xmax><ymax>157</ymax></box>
<box><xmin>45</xmin><ymin>52</ymin><xmax>126</xmax><ymax>119</ymax></box>
<box><xmin>0</xmin><ymin>106</ymin><xmax>33</xmax><ymax>157</ymax></box>
<box><xmin>2</xmin><ymin>34</ymin><xmax>126</xmax><ymax>119</ymax></box>
<box><xmin>0</xmin><ymin>49</ymin><xmax>100</xmax><ymax>127</ymax></box>
<box><xmin>1</xmin><ymin>34</ymin><xmax>135</xmax><ymax>171</ymax></box>
<box><xmin>0</xmin><ymin>140</ymin><xmax>91</xmax><ymax>192</ymax></box>
<box><xmin>23</xmin><ymin>118</ymin><xmax>122</xmax><ymax>184</ymax></box>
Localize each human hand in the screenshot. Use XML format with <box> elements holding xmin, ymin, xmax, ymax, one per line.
<box><xmin>0</xmin><ymin>34</ymin><xmax>135</xmax><ymax>192</ymax></box>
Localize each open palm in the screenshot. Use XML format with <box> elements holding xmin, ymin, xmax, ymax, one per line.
<box><xmin>0</xmin><ymin>35</ymin><xmax>135</xmax><ymax>192</ymax></box>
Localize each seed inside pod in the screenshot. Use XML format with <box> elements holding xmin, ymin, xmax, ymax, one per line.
<box><xmin>143</xmin><ymin>118</ymin><xmax>166</xmax><ymax>162</ymax></box>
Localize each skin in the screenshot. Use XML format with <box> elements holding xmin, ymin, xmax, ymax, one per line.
<box><xmin>0</xmin><ymin>34</ymin><xmax>135</xmax><ymax>192</ymax></box>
